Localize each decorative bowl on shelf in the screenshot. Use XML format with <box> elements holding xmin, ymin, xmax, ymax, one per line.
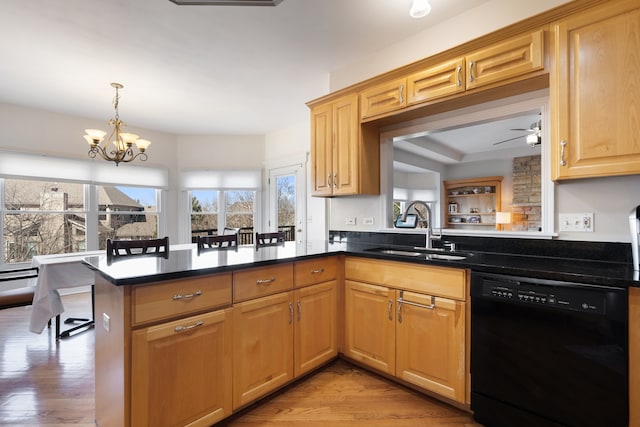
<box><xmin>451</xmin><ymin>191</ymin><xmax>459</xmax><ymax>195</ymax></box>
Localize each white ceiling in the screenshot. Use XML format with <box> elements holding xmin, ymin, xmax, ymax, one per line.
<box><xmin>0</xmin><ymin>0</ymin><xmax>492</xmax><ymax>136</ymax></box>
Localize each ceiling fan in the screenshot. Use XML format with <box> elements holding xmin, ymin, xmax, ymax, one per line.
<box><xmin>493</xmin><ymin>120</ymin><xmax>542</xmax><ymax>147</ymax></box>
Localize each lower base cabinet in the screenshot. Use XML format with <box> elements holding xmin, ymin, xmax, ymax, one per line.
<box><xmin>395</xmin><ymin>290</ymin><xmax>465</xmax><ymax>402</ymax></box>
<box><xmin>232</xmin><ymin>281</ymin><xmax>339</xmax><ymax>410</ymax></box>
<box><xmin>343</xmin><ymin>257</ymin><xmax>468</xmax><ymax>404</ymax></box>
<box><xmin>131</xmin><ymin>308</ymin><xmax>233</xmax><ymax>427</ymax></box>
<box><xmin>232</xmin><ymin>292</ymin><xmax>294</xmax><ymax>410</ymax></box>
<box><xmin>344</xmin><ymin>280</ymin><xmax>396</xmax><ymax>375</ymax></box>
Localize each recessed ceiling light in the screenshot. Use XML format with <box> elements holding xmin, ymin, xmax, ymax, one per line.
<box><xmin>409</xmin><ymin>0</ymin><xmax>431</xmax><ymax>18</ymax></box>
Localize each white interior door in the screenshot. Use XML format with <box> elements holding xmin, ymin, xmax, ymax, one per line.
<box><xmin>268</xmin><ymin>163</ymin><xmax>306</xmax><ymax>253</ymax></box>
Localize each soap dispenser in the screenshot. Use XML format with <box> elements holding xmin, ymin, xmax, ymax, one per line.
<box><xmin>629</xmin><ymin>205</ymin><xmax>640</xmax><ymax>271</ymax></box>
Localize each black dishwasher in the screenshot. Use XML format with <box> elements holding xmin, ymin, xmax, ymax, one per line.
<box><xmin>470</xmin><ymin>272</ymin><xmax>628</xmax><ymax>427</ymax></box>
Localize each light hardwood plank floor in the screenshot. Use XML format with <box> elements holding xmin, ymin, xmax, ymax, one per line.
<box><xmin>0</xmin><ymin>292</ymin><xmax>480</xmax><ymax>426</ymax></box>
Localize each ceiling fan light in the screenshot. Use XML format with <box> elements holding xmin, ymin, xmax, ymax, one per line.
<box><xmin>526</xmin><ymin>133</ymin><xmax>539</xmax><ymax>146</ymax></box>
<box><xmin>410</xmin><ymin>0</ymin><xmax>431</xmax><ymax>18</ymax></box>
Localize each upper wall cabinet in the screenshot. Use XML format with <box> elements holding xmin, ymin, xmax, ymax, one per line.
<box><xmin>310</xmin><ymin>93</ymin><xmax>379</xmax><ymax>197</ymax></box>
<box><xmin>465</xmin><ymin>29</ymin><xmax>544</xmax><ymax>90</ymax></box>
<box><xmin>406</xmin><ymin>58</ymin><xmax>466</xmax><ymax>106</ymax></box>
<box><xmin>551</xmin><ymin>0</ymin><xmax>640</xmax><ymax>180</ymax></box>
<box><xmin>360</xmin><ymin>30</ymin><xmax>545</xmax><ymax>121</ymax></box>
<box><xmin>360</xmin><ymin>77</ymin><xmax>407</xmax><ymax>120</ymax></box>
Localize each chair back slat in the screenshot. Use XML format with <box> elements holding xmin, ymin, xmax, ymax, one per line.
<box><xmin>197</xmin><ymin>234</ymin><xmax>238</xmax><ymax>254</ymax></box>
<box><xmin>255</xmin><ymin>232</ymin><xmax>285</xmax><ymax>250</ymax></box>
<box><xmin>106</xmin><ymin>237</ymin><xmax>169</xmax><ymax>264</ymax></box>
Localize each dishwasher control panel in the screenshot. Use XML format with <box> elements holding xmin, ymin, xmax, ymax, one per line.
<box><xmin>481</xmin><ymin>278</ymin><xmax>607</xmax><ymax>315</ymax></box>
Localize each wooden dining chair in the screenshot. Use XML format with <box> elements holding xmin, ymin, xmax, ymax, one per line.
<box><xmin>255</xmin><ymin>231</ymin><xmax>285</xmax><ymax>250</ymax></box>
<box><xmin>106</xmin><ymin>236</ymin><xmax>170</xmax><ymax>264</ymax></box>
<box><xmin>196</xmin><ymin>234</ymin><xmax>238</xmax><ymax>254</ymax></box>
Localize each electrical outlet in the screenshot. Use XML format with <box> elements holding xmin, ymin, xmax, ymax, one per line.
<box><xmin>559</xmin><ymin>213</ymin><xmax>594</xmax><ymax>232</ymax></box>
<box><xmin>345</xmin><ymin>217</ymin><xmax>356</xmax><ymax>225</ymax></box>
<box><xmin>363</xmin><ymin>217</ymin><xmax>374</xmax><ymax>226</ymax></box>
<box><xmin>102</xmin><ymin>313</ymin><xmax>110</xmax><ymax>332</ymax></box>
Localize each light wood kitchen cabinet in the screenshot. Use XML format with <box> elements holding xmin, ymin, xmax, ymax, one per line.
<box><xmin>361</xmin><ymin>29</ymin><xmax>544</xmax><ymax>118</ymax></box>
<box><xmin>310</xmin><ymin>93</ymin><xmax>379</xmax><ymax>196</ymax></box>
<box><xmin>293</xmin><ymin>256</ymin><xmax>339</xmax><ymax>376</ymax></box>
<box><xmin>551</xmin><ymin>0</ymin><xmax>640</xmax><ymax>180</ymax></box>
<box><xmin>94</xmin><ymin>273</ymin><xmax>233</xmax><ymax>427</ymax></box>
<box><xmin>344</xmin><ymin>280</ymin><xmax>396</xmax><ymax>375</ymax></box>
<box><xmin>407</xmin><ymin>58</ymin><xmax>465</xmax><ymax>106</ymax></box>
<box><xmin>630</xmin><ymin>287</ymin><xmax>640</xmax><ymax>426</ymax></box>
<box><xmin>360</xmin><ymin>77</ymin><xmax>407</xmax><ymax>120</ymax></box>
<box><xmin>294</xmin><ymin>281</ymin><xmax>338</xmax><ymax>376</ymax></box>
<box><xmin>343</xmin><ymin>257</ymin><xmax>468</xmax><ymax>404</ymax></box>
<box><xmin>233</xmin><ymin>257</ymin><xmax>339</xmax><ymax>408</ymax></box>
<box><xmin>232</xmin><ymin>291</ymin><xmax>294</xmax><ymax>410</ymax></box>
<box><xmin>465</xmin><ymin>29</ymin><xmax>544</xmax><ymax>91</ymax></box>
<box><xmin>395</xmin><ymin>290</ymin><xmax>465</xmax><ymax>403</ymax></box>
<box><xmin>131</xmin><ymin>308</ymin><xmax>232</xmax><ymax>427</ymax></box>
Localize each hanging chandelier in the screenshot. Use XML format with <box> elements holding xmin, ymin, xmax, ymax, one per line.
<box><xmin>84</xmin><ymin>83</ymin><xmax>151</xmax><ymax>166</ymax></box>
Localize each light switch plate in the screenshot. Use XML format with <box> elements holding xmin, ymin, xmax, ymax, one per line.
<box><xmin>102</xmin><ymin>313</ymin><xmax>110</xmax><ymax>332</ymax></box>
<box><xmin>345</xmin><ymin>217</ymin><xmax>356</xmax><ymax>225</ymax></box>
<box><xmin>559</xmin><ymin>213</ymin><xmax>594</xmax><ymax>232</ymax></box>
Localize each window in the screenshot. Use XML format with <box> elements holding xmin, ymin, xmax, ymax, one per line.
<box><xmin>97</xmin><ymin>185</ymin><xmax>159</xmax><ymax>249</ymax></box>
<box><xmin>225</xmin><ymin>190</ymin><xmax>254</xmax><ymax>230</ymax></box>
<box><xmin>0</xmin><ymin>151</ymin><xmax>168</xmax><ymax>267</ymax></box>
<box><xmin>190</xmin><ymin>190</ymin><xmax>219</xmax><ymax>238</ymax></box>
<box><xmin>2</xmin><ymin>179</ymin><xmax>87</xmax><ymax>263</ymax></box>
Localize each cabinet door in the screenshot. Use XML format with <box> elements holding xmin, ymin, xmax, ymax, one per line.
<box><xmin>630</xmin><ymin>287</ymin><xmax>640</xmax><ymax>426</ymax></box>
<box><xmin>294</xmin><ymin>281</ymin><xmax>338</xmax><ymax>377</ymax></box>
<box><xmin>407</xmin><ymin>58</ymin><xmax>465</xmax><ymax>105</ymax></box>
<box><xmin>310</xmin><ymin>102</ymin><xmax>334</xmax><ymax>196</ymax></box>
<box><xmin>395</xmin><ymin>291</ymin><xmax>466</xmax><ymax>403</ymax></box>
<box><xmin>466</xmin><ymin>29</ymin><xmax>544</xmax><ymax>90</ymax></box>
<box><xmin>360</xmin><ymin>77</ymin><xmax>407</xmax><ymax>120</ymax></box>
<box><xmin>343</xmin><ymin>280</ymin><xmax>395</xmax><ymax>375</ymax></box>
<box><xmin>551</xmin><ymin>0</ymin><xmax>640</xmax><ymax>180</ymax></box>
<box><xmin>333</xmin><ymin>93</ymin><xmax>360</xmax><ymax>195</ymax></box>
<box><xmin>131</xmin><ymin>309</ymin><xmax>232</xmax><ymax>427</ymax></box>
<box><xmin>232</xmin><ymin>292</ymin><xmax>294</xmax><ymax>410</ymax></box>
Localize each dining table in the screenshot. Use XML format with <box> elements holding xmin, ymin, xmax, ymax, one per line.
<box><xmin>28</xmin><ymin>250</ymin><xmax>103</xmax><ymax>336</ymax></box>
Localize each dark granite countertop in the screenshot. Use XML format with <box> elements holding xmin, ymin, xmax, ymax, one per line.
<box><xmin>83</xmin><ymin>239</ymin><xmax>639</xmax><ymax>288</ymax></box>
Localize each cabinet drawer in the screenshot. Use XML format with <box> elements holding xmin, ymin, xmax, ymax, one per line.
<box><xmin>233</xmin><ymin>263</ymin><xmax>293</xmax><ymax>302</ymax></box>
<box><xmin>294</xmin><ymin>256</ymin><xmax>338</xmax><ymax>288</ymax></box>
<box><xmin>345</xmin><ymin>256</ymin><xmax>467</xmax><ymax>301</ymax></box>
<box><xmin>132</xmin><ymin>273</ymin><xmax>232</xmax><ymax>326</ymax></box>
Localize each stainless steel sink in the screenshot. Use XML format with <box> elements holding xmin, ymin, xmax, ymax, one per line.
<box><xmin>368</xmin><ymin>247</ymin><xmax>473</xmax><ymax>261</ymax></box>
<box><xmin>376</xmin><ymin>249</ymin><xmax>423</xmax><ymax>257</ymax></box>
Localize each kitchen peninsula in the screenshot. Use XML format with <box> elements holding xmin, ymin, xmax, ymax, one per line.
<box><xmin>87</xmin><ymin>234</ymin><xmax>638</xmax><ymax>427</ymax></box>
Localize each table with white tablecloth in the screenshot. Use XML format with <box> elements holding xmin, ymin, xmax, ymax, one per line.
<box><xmin>28</xmin><ymin>251</ymin><xmax>103</xmax><ymax>334</ymax></box>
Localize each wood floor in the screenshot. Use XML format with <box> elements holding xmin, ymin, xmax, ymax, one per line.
<box><xmin>0</xmin><ymin>292</ymin><xmax>480</xmax><ymax>426</ymax></box>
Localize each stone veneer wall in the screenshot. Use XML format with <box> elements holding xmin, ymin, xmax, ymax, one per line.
<box><xmin>512</xmin><ymin>155</ymin><xmax>542</xmax><ymax>231</ymax></box>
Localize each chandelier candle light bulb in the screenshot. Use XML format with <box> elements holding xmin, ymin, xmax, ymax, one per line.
<box><xmin>84</xmin><ymin>82</ymin><xmax>151</xmax><ymax>166</ymax></box>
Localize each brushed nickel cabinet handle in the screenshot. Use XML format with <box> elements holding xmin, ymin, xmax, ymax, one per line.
<box><xmin>397</xmin><ymin>298</ymin><xmax>403</xmax><ymax>324</ymax></box>
<box><xmin>288</xmin><ymin>302</ymin><xmax>294</xmax><ymax>324</ymax></box>
<box><xmin>388</xmin><ymin>300</ymin><xmax>393</xmax><ymax>321</ymax></box>
<box><xmin>398</xmin><ymin>295</ymin><xmax>436</xmax><ymax>311</ymax></box>
<box><xmin>560</xmin><ymin>139</ymin><xmax>567</xmax><ymax>166</ymax></box>
<box><xmin>297</xmin><ymin>300</ymin><xmax>302</xmax><ymax>321</ymax></box>
<box><xmin>327</xmin><ymin>173</ymin><xmax>332</xmax><ymax>188</ymax></box>
<box><xmin>456</xmin><ymin>65</ymin><xmax>462</xmax><ymax>87</ymax></box>
<box><xmin>469</xmin><ymin>61</ymin><xmax>474</xmax><ymax>83</ymax></box>
<box><xmin>311</xmin><ymin>268</ymin><xmax>324</xmax><ymax>274</ymax></box>
<box><xmin>399</xmin><ymin>84</ymin><xmax>404</xmax><ymax>104</ymax></box>
<box><xmin>333</xmin><ymin>173</ymin><xmax>337</xmax><ymax>188</ymax></box>
<box><xmin>172</xmin><ymin>290</ymin><xmax>202</xmax><ymax>301</ymax></box>
<box><xmin>174</xmin><ymin>321</ymin><xmax>204</xmax><ymax>332</ymax></box>
<box><xmin>256</xmin><ymin>277</ymin><xmax>275</xmax><ymax>285</ymax></box>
